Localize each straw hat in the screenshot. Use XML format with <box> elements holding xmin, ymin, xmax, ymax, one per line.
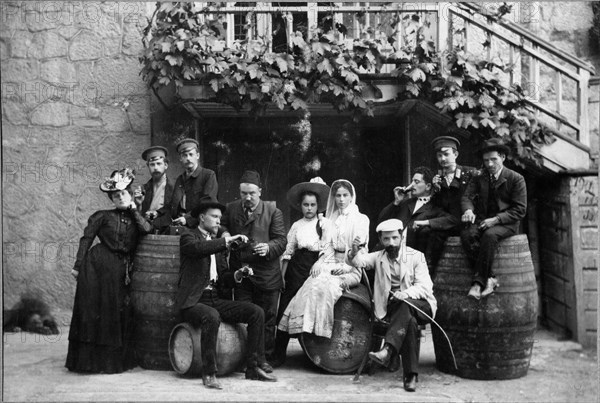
<box><xmin>286</xmin><ymin>177</ymin><xmax>330</xmax><ymax>212</ymax></box>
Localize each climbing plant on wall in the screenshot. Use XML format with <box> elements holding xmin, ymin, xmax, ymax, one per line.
<box><xmin>140</xmin><ymin>2</ymin><xmax>554</xmax><ymax>167</ymax></box>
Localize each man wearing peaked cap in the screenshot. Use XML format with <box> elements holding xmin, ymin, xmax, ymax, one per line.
<box><xmin>170</xmin><ymin>137</ymin><xmax>218</xmax><ymax>229</ymax></box>
<box><xmin>134</xmin><ymin>145</ymin><xmax>174</xmax><ymax>234</ymax></box>
<box><xmin>349</xmin><ymin>218</ymin><xmax>436</xmax><ymax>392</ymax></box>
<box><xmin>221</xmin><ymin>170</ymin><xmax>287</xmax><ymax>366</ymax></box>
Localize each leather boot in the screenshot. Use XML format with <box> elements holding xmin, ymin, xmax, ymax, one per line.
<box><xmin>403</xmin><ymin>373</ymin><xmax>418</xmax><ymax>392</ymax></box>
<box><xmin>368</xmin><ymin>344</ymin><xmax>392</xmax><ymax>368</ymax></box>
<box><xmin>202</xmin><ymin>374</ymin><xmax>222</xmax><ymax>390</ymax></box>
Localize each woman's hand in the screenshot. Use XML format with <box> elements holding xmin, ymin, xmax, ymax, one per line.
<box><xmin>331</xmin><ymin>264</ymin><xmax>348</xmax><ymax>276</ymax></box>
<box><xmin>310</xmin><ymin>264</ymin><xmax>322</xmax><ymax>278</ymax></box>
<box><xmin>71</xmin><ymin>269</ymin><xmax>79</xmax><ymax>280</ymax></box>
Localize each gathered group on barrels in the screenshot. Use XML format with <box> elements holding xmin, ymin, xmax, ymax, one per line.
<box><xmin>66</xmin><ymin>130</ymin><xmax>534</xmax><ymax>392</ymax></box>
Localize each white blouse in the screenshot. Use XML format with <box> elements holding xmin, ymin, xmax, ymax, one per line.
<box><xmin>282</xmin><ymin>217</ymin><xmax>323</xmax><ymax>260</ymax></box>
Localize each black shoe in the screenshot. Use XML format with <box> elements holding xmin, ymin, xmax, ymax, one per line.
<box><xmin>269</xmin><ymin>354</ymin><xmax>286</xmax><ymax>368</ymax></box>
<box><xmin>403</xmin><ymin>373</ymin><xmax>418</xmax><ymax>392</ymax></box>
<box><xmin>245</xmin><ymin>366</ymin><xmax>277</xmax><ymax>382</ymax></box>
<box><xmin>259</xmin><ymin>362</ymin><xmax>274</xmax><ymax>373</ymax></box>
<box><xmin>202</xmin><ymin>374</ymin><xmax>223</xmax><ymax>390</ymax></box>
<box><xmin>368</xmin><ymin>345</ymin><xmax>392</xmax><ymax>368</ymax></box>
<box><xmin>388</xmin><ymin>353</ymin><xmax>400</xmax><ymax>372</ymax></box>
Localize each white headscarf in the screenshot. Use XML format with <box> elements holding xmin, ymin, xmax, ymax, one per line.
<box><xmin>325</xmin><ymin>179</ymin><xmax>359</xmax><ymax>221</ymax></box>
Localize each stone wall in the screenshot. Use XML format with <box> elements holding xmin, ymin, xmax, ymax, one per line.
<box><xmin>1</xmin><ymin>1</ymin><xmax>152</xmax><ymax>322</ymax></box>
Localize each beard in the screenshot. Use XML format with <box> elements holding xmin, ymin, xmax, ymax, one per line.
<box><xmin>385</xmin><ymin>245</ymin><xmax>400</xmax><ymax>260</ymax></box>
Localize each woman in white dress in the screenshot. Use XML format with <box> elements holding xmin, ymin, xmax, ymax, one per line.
<box><xmin>278</xmin><ymin>179</ymin><xmax>370</xmax><ymax>339</ymax></box>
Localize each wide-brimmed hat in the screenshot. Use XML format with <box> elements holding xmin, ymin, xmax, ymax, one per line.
<box><xmin>479</xmin><ymin>138</ymin><xmax>510</xmax><ymax>156</ymax></box>
<box><xmin>286</xmin><ymin>177</ymin><xmax>330</xmax><ymax>212</ymax></box>
<box><xmin>190</xmin><ymin>200</ymin><xmax>226</xmax><ymax>218</ymax></box>
<box><xmin>99</xmin><ymin>168</ymin><xmax>135</xmax><ymax>193</ymax></box>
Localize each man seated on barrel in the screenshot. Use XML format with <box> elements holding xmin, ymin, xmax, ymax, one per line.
<box><xmin>349</xmin><ymin>219</ymin><xmax>437</xmax><ymax>392</ymax></box>
<box><xmin>461</xmin><ymin>138</ymin><xmax>527</xmax><ymax>299</ymax></box>
<box><xmin>177</xmin><ymin>201</ymin><xmax>277</xmax><ymax>389</ymax></box>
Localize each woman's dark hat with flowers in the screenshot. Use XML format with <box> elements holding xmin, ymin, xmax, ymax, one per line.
<box><xmin>99</xmin><ymin>168</ymin><xmax>136</xmax><ymax>193</ymax></box>
<box><xmin>286</xmin><ymin>177</ymin><xmax>330</xmax><ymax>212</ymax></box>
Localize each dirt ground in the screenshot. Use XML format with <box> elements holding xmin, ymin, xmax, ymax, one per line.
<box><xmin>2</xmin><ymin>325</ymin><xmax>597</xmax><ymax>402</ymax></box>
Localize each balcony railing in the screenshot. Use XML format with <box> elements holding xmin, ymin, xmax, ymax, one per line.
<box><xmin>191</xmin><ymin>2</ymin><xmax>598</xmax><ymax>152</ymax></box>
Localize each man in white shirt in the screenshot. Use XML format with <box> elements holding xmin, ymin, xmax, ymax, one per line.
<box><xmin>177</xmin><ymin>202</ymin><xmax>277</xmax><ymax>389</ymax></box>
<box><xmin>134</xmin><ymin>146</ymin><xmax>174</xmax><ymax>233</ymax></box>
<box><xmin>349</xmin><ymin>219</ymin><xmax>436</xmax><ymax>392</ymax></box>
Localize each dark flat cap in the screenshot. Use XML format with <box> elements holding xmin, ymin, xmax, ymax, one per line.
<box><xmin>141</xmin><ymin>146</ymin><xmax>168</xmax><ymax>162</ymax></box>
<box><xmin>479</xmin><ymin>138</ymin><xmax>510</xmax><ymax>156</ymax></box>
<box><xmin>240</xmin><ymin>170</ymin><xmax>262</xmax><ymax>187</ymax></box>
<box><xmin>175</xmin><ymin>138</ymin><xmax>199</xmax><ymax>154</ymax></box>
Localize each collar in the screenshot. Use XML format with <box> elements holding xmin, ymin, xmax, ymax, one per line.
<box><xmin>197</xmin><ymin>226</ymin><xmax>212</xmax><ymax>238</ymax></box>
<box><xmin>184</xmin><ymin>165</ymin><xmax>202</xmax><ymax>179</ymax></box>
<box><xmin>417</xmin><ymin>196</ymin><xmax>431</xmax><ymax>202</ymax></box>
<box><xmin>443</xmin><ymin>164</ymin><xmax>457</xmax><ymax>175</ymax></box>
<box><xmin>490</xmin><ymin>167</ymin><xmax>503</xmax><ymax>181</ymax></box>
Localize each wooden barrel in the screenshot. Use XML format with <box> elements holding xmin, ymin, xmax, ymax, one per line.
<box><xmin>432</xmin><ymin>235</ymin><xmax>538</xmax><ymax>380</ymax></box>
<box><xmin>169</xmin><ymin>322</ymin><xmax>248</xmax><ymax>376</ymax></box>
<box><xmin>299</xmin><ymin>283</ymin><xmax>373</xmax><ymax>374</ymax></box>
<box><xmin>131</xmin><ymin>235</ymin><xmax>181</xmax><ymax>370</ymax></box>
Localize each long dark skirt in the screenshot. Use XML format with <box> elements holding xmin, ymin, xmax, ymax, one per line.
<box><xmin>277</xmin><ymin>249</ymin><xmax>320</xmax><ymax>322</ymax></box>
<box><xmin>65</xmin><ymin>243</ymin><xmax>136</xmax><ymax>374</ymax></box>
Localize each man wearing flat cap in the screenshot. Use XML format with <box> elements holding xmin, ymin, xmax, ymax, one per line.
<box><xmin>134</xmin><ymin>146</ymin><xmax>174</xmax><ymax>234</ymax></box>
<box><xmin>177</xmin><ymin>201</ymin><xmax>278</xmax><ymax>387</ymax></box>
<box><xmin>170</xmin><ymin>137</ymin><xmax>218</xmax><ymax>229</ymax></box>
<box><xmin>349</xmin><ymin>219</ymin><xmax>436</xmax><ymax>392</ymax></box>
<box><xmin>221</xmin><ymin>170</ymin><xmax>287</xmax><ymax>363</ymax></box>
<box><xmin>461</xmin><ymin>138</ymin><xmax>527</xmax><ymax>299</ymax></box>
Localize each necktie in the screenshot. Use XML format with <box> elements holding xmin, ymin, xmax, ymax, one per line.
<box><xmin>487</xmin><ymin>175</ymin><xmax>499</xmax><ymax>217</ymax></box>
<box><xmin>244</xmin><ymin>207</ymin><xmax>252</xmax><ymax>219</ymax></box>
<box><xmin>206</xmin><ymin>234</ymin><xmax>217</xmax><ymax>282</ymax></box>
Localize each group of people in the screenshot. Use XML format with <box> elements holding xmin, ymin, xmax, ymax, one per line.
<box><xmin>66</xmin><ymin>131</ymin><xmax>527</xmax><ymax>393</ymax></box>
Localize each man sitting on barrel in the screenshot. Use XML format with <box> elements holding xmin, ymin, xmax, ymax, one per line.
<box><xmin>349</xmin><ymin>219</ymin><xmax>437</xmax><ymax>392</ymax></box>
<box><xmin>461</xmin><ymin>138</ymin><xmax>527</xmax><ymax>299</ymax></box>
<box><xmin>177</xmin><ymin>201</ymin><xmax>277</xmax><ymax>389</ymax></box>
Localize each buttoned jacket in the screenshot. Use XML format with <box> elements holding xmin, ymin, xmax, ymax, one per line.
<box><xmin>221</xmin><ymin>199</ymin><xmax>287</xmax><ymax>290</ymax></box>
<box><xmin>461</xmin><ymin>166</ymin><xmax>527</xmax><ymax>231</ymax></box>
<box><xmin>170</xmin><ymin>166</ymin><xmax>218</xmax><ymax>228</ymax></box>
<box><xmin>141</xmin><ymin>176</ymin><xmax>174</xmax><ymax>232</ymax></box>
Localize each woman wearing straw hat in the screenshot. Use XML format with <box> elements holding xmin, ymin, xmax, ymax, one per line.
<box><xmin>271</xmin><ymin>177</ymin><xmax>330</xmax><ymax>367</ymax></box>
<box><xmin>278</xmin><ymin>179</ymin><xmax>369</xmax><ymax>339</ymax></box>
<box><xmin>66</xmin><ymin>168</ymin><xmax>153</xmax><ymax>374</ymax></box>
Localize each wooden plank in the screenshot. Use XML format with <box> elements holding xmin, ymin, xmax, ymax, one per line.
<box><xmin>540</xmin><ymin>228</ymin><xmax>571</xmax><ymax>254</ymax></box>
<box><xmin>540</xmin><ymin>250</ymin><xmax>570</xmax><ymax>281</ymax></box>
<box><xmin>584</xmin><ymin>311</ymin><xmax>597</xmax><ymax>330</ymax></box>
<box><xmin>578</xmin><ymin>69</ymin><xmax>591</xmax><ymax>146</ymax></box>
<box><xmin>543</xmin><ymin>273</ymin><xmax>568</xmax><ymax>304</ymax></box>
<box><xmin>544</xmin><ymin>297</ymin><xmax>568</xmax><ymax>328</ymax></box>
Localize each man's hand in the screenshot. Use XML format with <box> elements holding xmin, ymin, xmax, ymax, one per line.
<box><xmin>350</xmin><ymin>235</ymin><xmax>364</xmax><ymax>257</ymax></box>
<box><xmin>145</xmin><ymin>210</ymin><xmax>158</xmax><ymax>220</ymax></box>
<box><xmin>412</xmin><ymin>220</ymin><xmax>429</xmax><ymax>230</ymax></box>
<box><xmin>390</xmin><ymin>290</ymin><xmax>409</xmax><ymax>301</ymax></box>
<box><xmin>432</xmin><ymin>174</ymin><xmax>442</xmax><ymax>192</ymax></box>
<box><xmin>133</xmin><ymin>186</ymin><xmax>145</xmax><ymax>205</ymax></box>
<box><xmin>234</xmin><ymin>266</ymin><xmax>254</xmax><ymax>282</ymax></box>
<box><xmin>172</xmin><ymin>216</ymin><xmax>186</xmax><ymax>226</ymax></box>
<box><xmin>253</xmin><ymin>243</ymin><xmax>269</xmax><ymax>257</ymax></box>
<box><xmin>462</xmin><ymin>209</ymin><xmax>476</xmax><ymax>223</ymax></box>
<box><xmin>479</xmin><ymin>217</ymin><xmax>499</xmax><ymax>230</ymax></box>
<box><xmin>226</xmin><ymin>234</ymin><xmax>248</xmax><ymax>248</ymax></box>
<box><xmin>393</xmin><ymin>186</ymin><xmax>410</xmax><ymax>205</ymax></box>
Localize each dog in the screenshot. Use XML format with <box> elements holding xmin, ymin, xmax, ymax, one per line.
<box><xmin>3</xmin><ymin>296</ymin><xmax>59</xmax><ymax>335</ymax></box>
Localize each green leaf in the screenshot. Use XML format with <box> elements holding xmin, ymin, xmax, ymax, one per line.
<box><xmin>161</xmin><ymin>42</ymin><xmax>171</xmax><ymax>53</ymax></box>
<box><xmin>176</xmin><ymin>41</ymin><xmax>185</xmax><ymax>51</ymax></box>
<box><xmin>408</xmin><ymin>67</ymin><xmax>426</xmax><ymax>82</ymax></box>
<box><xmin>317</xmin><ymin>59</ymin><xmax>333</xmax><ymax>76</ymax></box>
<box><xmin>261</xmin><ymin>84</ymin><xmax>270</xmax><ymax>93</ymax></box>
<box><xmin>165</xmin><ymin>55</ymin><xmax>181</xmax><ymax>66</ymax></box>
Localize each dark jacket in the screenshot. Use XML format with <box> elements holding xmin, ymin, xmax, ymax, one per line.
<box><xmin>378</xmin><ymin>197</ymin><xmax>455</xmax><ymax>247</ymax></box>
<box><xmin>170</xmin><ymin>166</ymin><xmax>218</xmax><ymax>228</ymax></box>
<box><xmin>141</xmin><ymin>176</ymin><xmax>174</xmax><ymax>233</ymax></box>
<box><xmin>221</xmin><ymin>200</ymin><xmax>287</xmax><ymax>291</ymax></box>
<box><xmin>431</xmin><ymin>165</ymin><xmax>479</xmax><ymax>233</ymax></box>
<box><xmin>177</xmin><ymin>227</ymin><xmax>235</xmax><ymax>310</ymax></box>
<box><xmin>461</xmin><ymin>166</ymin><xmax>527</xmax><ymax>231</ymax></box>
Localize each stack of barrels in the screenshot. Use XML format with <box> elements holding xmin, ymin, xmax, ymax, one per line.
<box><xmin>432</xmin><ymin>235</ymin><xmax>538</xmax><ymax>380</ymax></box>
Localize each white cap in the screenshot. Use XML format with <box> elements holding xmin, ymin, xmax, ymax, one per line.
<box><xmin>376</xmin><ymin>219</ymin><xmax>404</xmax><ymax>233</ymax></box>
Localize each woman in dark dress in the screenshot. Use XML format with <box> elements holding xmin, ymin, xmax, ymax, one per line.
<box><xmin>271</xmin><ymin>177</ymin><xmax>329</xmax><ymax>367</ymax></box>
<box><xmin>66</xmin><ymin>168</ymin><xmax>152</xmax><ymax>374</ymax></box>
